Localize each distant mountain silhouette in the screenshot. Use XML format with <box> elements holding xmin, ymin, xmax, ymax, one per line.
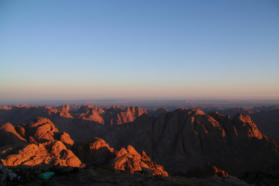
<box><xmin>0</xmin><ymin>104</ymin><xmax>147</xmax><ymax>126</ymax></box>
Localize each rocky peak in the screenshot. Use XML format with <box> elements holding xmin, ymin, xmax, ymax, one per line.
<box><xmin>60</xmin><ymin>132</ymin><xmax>74</xmax><ymax>146</ymax></box>
<box><xmin>58</xmin><ymin>104</ymin><xmax>73</xmax><ymax>118</ymax></box>
<box><xmin>187</xmin><ymin>109</ymin><xmax>206</xmax><ymax>116</ymax></box>
<box><xmin>28</xmin><ymin>117</ymin><xmax>59</xmax><ymax>142</ymax></box>
<box><xmin>85</xmin><ymin>137</ymin><xmax>115</xmax><ymax>166</ymax></box>
<box><xmin>89</xmin><ymin>137</ymin><xmax>114</xmax><ymax>152</ymax></box>
<box><xmin>0</xmin><ymin>118</ymin><xmax>83</xmax><ymax>169</ymax></box>
<box><xmin>0</xmin><ymin>123</ymin><xmax>26</xmax><ymax>142</ymax></box>
<box><xmin>45</xmin><ymin>105</ymin><xmax>58</xmax><ymax>115</ymax></box>
<box><xmin>233</xmin><ymin>113</ymin><xmax>263</xmax><ymax>139</ymax></box>
<box><xmin>237</xmin><ymin>113</ymin><xmax>253</xmax><ymax>123</ymax></box>
<box><xmin>78</xmin><ymin>108</ymin><xmax>104</xmax><ymax>124</ymax></box>
<box><xmin>114</xmin><ymin>144</ymin><xmax>168</xmax><ymax>176</ymax></box>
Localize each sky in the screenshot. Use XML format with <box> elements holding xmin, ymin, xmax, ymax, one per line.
<box><xmin>0</xmin><ymin>0</ymin><xmax>279</xmax><ymax>103</ymax></box>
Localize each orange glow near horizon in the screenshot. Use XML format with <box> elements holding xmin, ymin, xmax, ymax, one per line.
<box><xmin>1</xmin><ymin>81</ymin><xmax>279</xmax><ymax>102</ymax></box>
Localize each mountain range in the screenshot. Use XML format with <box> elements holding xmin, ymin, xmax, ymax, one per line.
<box><xmin>0</xmin><ymin>104</ymin><xmax>278</xmax><ymax>185</ymax></box>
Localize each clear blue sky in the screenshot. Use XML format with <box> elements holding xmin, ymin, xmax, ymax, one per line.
<box><xmin>0</xmin><ymin>0</ymin><xmax>279</xmax><ymax>103</ymax></box>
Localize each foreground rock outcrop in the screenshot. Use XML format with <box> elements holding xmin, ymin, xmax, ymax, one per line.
<box><xmin>82</xmin><ymin>138</ymin><xmax>168</xmax><ymax>176</ymax></box>
<box><xmin>113</xmin><ymin>145</ymin><xmax>168</xmax><ymax>176</ymax></box>
<box><xmin>1</xmin><ymin>141</ymin><xmax>82</xmax><ymax>168</ymax></box>
<box><xmin>87</xmin><ymin>137</ymin><xmax>115</xmax><ymax>166</ymax></box>
<box><xmin>28</xmin><ymin>117</ymin><xmax>59</xmax><ymax>143</ymax></box>
<box><xmin>0</xmin><ymin>118</ymin><xmax>83</xmax><ymax>168</ymax></box>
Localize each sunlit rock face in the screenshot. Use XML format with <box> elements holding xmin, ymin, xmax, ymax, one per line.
<box><xmin>58</xmin><ymin>104</ymin><xmax>73</xmax><ymax>119</ymax></box>
<box><xmin>0</xmin><ymin>117</ymin><xmax>83</xmax><ymax>168</ymax></box>
<box><xmin>89</xmin><ymin>137</ymin><xmax>114</xmax><ymax>152</ymax></box>
<box><xmin>113</xmin><ymin>145</ymin><xmax>168</xmax><ymax>176</ymax></box>
<box><xmin>1</xmin><ymin>141</ymin><xmax>82</xmax><ymax>167</ymax></box>
<box><xmin>77</xmin><ymin>105</ymin><xmax>105</xmax><ymax>124</ymax></box>
<box><xmin>28</xmin><ymin>117</ymin><xmax>59</xmax><ymax>142</ymax></box>
<box><xmin>50</xmin><ymin>141</ymin><xmax>82</xmax><ymax>167</ymax></box>
<box><xmin>233</xmin><ymin>113</ymin><xmax>263</xmax><ymax>139</ymax></box>
<box><xmin>83</xmin><ymin>137</ymin><xmax>168</xmax><ymax>176</ymax></box>
<box><xmin>0</xmin><ymin>122</ymin><xmax>26</xmax><ymax>143</ymax></box>
<box><xmin>86</xmin><ymin>137</ymin><xmax>115</xmax><ymax>166</ymax></box>
<box><xmin>106</xmin><ymin>106</ymin><xmax>147</xmax><ymax>125</ymax></box>
<box><xmin>59</xmin><ymin>132</ymin><xmax>74</xmax><ymax>146</ymax></box>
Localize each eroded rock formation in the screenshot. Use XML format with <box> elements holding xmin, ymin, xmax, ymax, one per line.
<box><xmin>0</xmin><ymin>105</ymin><xmax>279</xmax><ymax>185</ymax></box>
<box><xmin>114</xmin><ymin>145</ymin><xmax>168</xmax><ymax>176</ymax></box>
<box><xmin>0</xmin><ymin>118</ymin><xmax>83</xmax><ymax>168</ymax></box>
<box><xmin>83</xmin><ymin>138</ymin><xmax>168</xmax><ymax>176</ymax></box>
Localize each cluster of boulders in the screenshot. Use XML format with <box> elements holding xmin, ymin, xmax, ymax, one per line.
<box><xmin>0</xmin><ymin>117</ymin><xmax>83</xmax><ymax>169</ymax></box>
<box><xmin>1</xmin><ymin>141</ymin><xmax>82</xmax><ymax>168</ymax></box>
<box><xmin>87</xmin><ymin>137</ymin><xmax>168</xmax><ymax>176</ymax></box>
<box><xmin>0</xmin><ymin>118</ymin><xmax>169</xmax><ymax>185</ymax></box>
<box><xmin>114</xmin><ymin>145</ymin><xmax>168</xmax><ymax>176</ymax></box>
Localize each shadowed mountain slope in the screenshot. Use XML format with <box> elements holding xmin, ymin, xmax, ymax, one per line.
<box><xmin>98</xmin><ymin>109</ymin><xmax>279</xmax><ymax>177</ymax></box>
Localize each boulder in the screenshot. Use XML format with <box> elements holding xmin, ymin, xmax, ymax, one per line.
<box><xmin>87</xmin><ymin>137</ymin><xmax>114</xmax><ymax>165</ymax></box>
<box><xmin>0</xmin><ymin>123</ymin><xmax>26</xmax><ymax>147</ymax></box>
<box><xmin>28</xmin><ymin>117</ymin><xmax>58</xmax><ymax>142</ymax></box>
<box><xmin>60</xmin><ymin>132</ymin><xmax>74</xmax><ymax>146</ymax></box>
